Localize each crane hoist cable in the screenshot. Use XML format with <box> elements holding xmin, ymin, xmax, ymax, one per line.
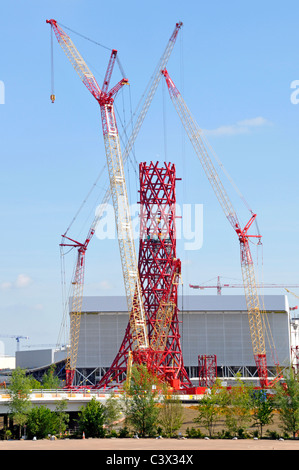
<box><xmin>50</xmin><ymin>26</ymin><xmax>55</xmax><ymax>103</ymax></box>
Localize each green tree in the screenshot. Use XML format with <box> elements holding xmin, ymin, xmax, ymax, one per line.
<box><xmin>123</xmin><ymin>364</ymin><xmax>160</xmax><ymax>437</ymax></box>
<box><xmin>223</xmin><ymin>377</ymin><xmax>253</xmax><ymax>438</ymax></box>
<box><xmin>104</xmin><ymin>394</ymin><xmax>122</xmax><ymax>432</ymax></box>
<box><xmin>27</xmin><ymin>365</ymin><xmax>60</xmax><ymax>390</ymax></box>
<box><xmin>54</xmin><ymin>399</ymin><xmax>69</xmax><ymax>435</ymax></box>
<box><xmin>26</xmin><ymin>401</ymin><xmax>69</xmax><ymax>439</ymax></box>
<box><xmin>251</xmin><ymin>390</ymin><xmax>274</xmax><ymax>438</ymax></box>
<box><xmin>28</xmin><ymin>376</ymin><xmax>42</xmax><ymax>389</ymax></box>
<box><xmin>78</xmin><ymin>397</ymin><xmax>106</xmax><ymax>438</ymax></box>
<box><xmin>41</xmin><ymin>365</ymin><xmax>61</xmax><ymax>389</ymax></box>
<box><xmin>274</xmin><ymin>368</ymin><xmax>299</xmax><ymax>438</ymax></box>
<box><xmin>194</xmin><ymin>380</ymin><xmax>226</xmax><ymax>437</ymax></box>
<box><xmin>158</xmin><ymin>395</ymin><xmax>184</xmax><ymax>437</ymax></box>
<box><xmin>8</xmin><ymin>367</ymin><xmax>32</xmax><ymax>438</ymax></box>
<box><xmin>26</xmin><ymin>405</ymin><xmax>57</xmax><ymax>439</ymax></box>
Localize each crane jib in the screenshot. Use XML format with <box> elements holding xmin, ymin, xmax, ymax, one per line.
<box><xmin>161</xmin><ymin>68</ymin><xmax>273</xmax><ymax>388</ymax></box>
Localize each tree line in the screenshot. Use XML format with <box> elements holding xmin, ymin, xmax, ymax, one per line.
<box><xmin>2</xmin><ymin>364</ymin><xmax>299</xmax><ymax>440</ymax></box>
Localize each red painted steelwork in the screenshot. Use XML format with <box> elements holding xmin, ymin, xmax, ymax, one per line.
<box><xmin>96</xmin><ymin>162</ymin><xmax>192</xmax><ymax>389</ymax></box>
<box><xmin>198</xmin><ymin>354</ymin><xmax>217</xmax><ymax>388</ymax></box>
<box><xmin>138</xmin><ymin>162</ymin><xmax>191</xmax><ymax>388</ymax></box>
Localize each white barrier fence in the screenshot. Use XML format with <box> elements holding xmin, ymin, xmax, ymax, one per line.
<box><xmin>0</xmin><ymin>389</ymin><xmax>200</xmax><ymax>413</ymax></box>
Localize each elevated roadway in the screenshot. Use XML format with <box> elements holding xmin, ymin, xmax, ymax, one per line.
<box><xmin>0</xmin><ymin>390</ymin><xmax>200</xmax><ymax>414</ymax></box>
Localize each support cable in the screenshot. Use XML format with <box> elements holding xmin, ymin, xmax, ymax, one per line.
<box><xmin>57</xmin><ymin>22</ymin><xmax>112</xmax><ymax>51</ymax></box>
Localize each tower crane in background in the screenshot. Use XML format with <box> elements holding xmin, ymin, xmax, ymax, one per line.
<box><xmin>190</xmin><ymin>276</ymin><xmax>299</xmax><ymax>295</ymax></box>
<box><xmin>0</xmin><ymin>335</ymin><xmax>29</xmax><ymax>352</ymax></box>
<box><xmin>47</xmin><ymin>19</ymin><xmax>183</xmax><ymax>388</ymax></box>
<box><xmin>162</xmin><ymin>69</ymin><xmax>277</xmax><ymax>388</ymax></box>
<box><xmin>47</xmin><ymin>19</ymin><xmax>149</xmax><ymax>387</ymax></box>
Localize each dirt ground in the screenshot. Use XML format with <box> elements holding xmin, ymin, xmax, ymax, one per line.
<box><xmin>0</xmin><ymin>437</ymin><xmax>298</xmax><ymax>450</ymax></box>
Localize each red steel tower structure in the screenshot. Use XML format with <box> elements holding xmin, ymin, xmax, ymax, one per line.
<box><xmin>97</xmin><ymin>161</ymin><xmax>191</xmax><ymax>389</ymax></box>
<box><xmin>138</xmin><ymin>161</ymin><xmax>191</xmax><ymax>388</ymax></box>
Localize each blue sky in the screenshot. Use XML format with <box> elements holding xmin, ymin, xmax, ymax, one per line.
<box><xmin>0</xmin><ymin>0</ymin><xmax>299</xmax><ymax>355</ymax></box>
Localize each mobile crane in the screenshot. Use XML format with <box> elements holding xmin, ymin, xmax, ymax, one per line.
<box><xmin>162</xmin><ymin>68</ymin><xmax>276</xmax><ymax>388</ymax></box>
<box><xmin>47</xmin><ymin>19</ymin><xmax>148</xmax><ymax>386</ymax></box>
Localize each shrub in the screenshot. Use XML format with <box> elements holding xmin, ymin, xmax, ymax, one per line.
<box><xmin>26</xmin><ymin>406</ymin><xmax>57</xmax><ymax>439</ymax></box>
<box><xmin>78</xmin><ymin>397</ymin><xmax>106</xmax><ymax>438</ymax></box>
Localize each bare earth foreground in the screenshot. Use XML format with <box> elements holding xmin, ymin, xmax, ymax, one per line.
<box><xmin>0</xmin><ymin>437</ymin><xmax>299</xmax><ymax>451</ymax></box>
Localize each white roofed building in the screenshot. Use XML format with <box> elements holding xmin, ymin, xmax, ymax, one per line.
<box><xmin>15</xmin><ymin>294</ymin><xmax>294</xmax><ymax>387</ymax></box>
<box><xmin>69</xmin><ymin>294</ymin><xmax>292</xmax><ymax>386</ymax></box>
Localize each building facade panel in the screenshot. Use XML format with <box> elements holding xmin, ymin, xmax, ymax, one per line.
<box><xmin>14</xmin><ymin>295</ymin><xmax>295</xmax><ymax>384</ymax></box>
<box><xmin>76</xmin><ymin>313</ymin><xmax>128</xmax><ymax>368</ymax></box>
<box><xmin>75</xmin><ymin>295</ymin><xmax>291</xmax><ymax>373</ymax></box>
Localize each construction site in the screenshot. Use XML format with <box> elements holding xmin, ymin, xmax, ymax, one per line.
<box><xmin>1</xmin><ymin>17</ymin><xmax>299</xmax><ymax>404</ymax></box>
